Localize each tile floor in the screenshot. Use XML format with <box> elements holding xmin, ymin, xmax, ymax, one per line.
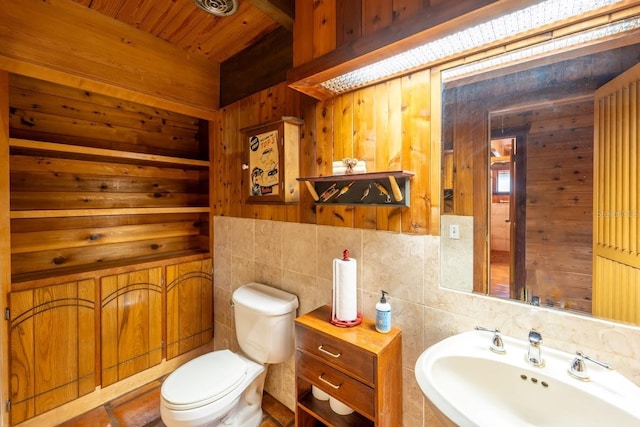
<box><xmin>58</xmin><ymin>378</ymin><xmax>294</xmax><ymax>427</ymax></box>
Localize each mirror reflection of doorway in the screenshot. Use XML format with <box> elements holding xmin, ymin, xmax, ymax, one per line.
<box><xmin>489</xmin><ymin>137</ymin><xmax>514</xmax><ymax>299</ymax></box>
<box><xmin>488</xmin><ymin>134</ymin><xmax>527</xmax><ymax>301</ymax></box>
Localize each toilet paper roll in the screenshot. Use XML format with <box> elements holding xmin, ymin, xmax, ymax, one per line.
<box><xmin>329</xmin><ymin>397</ymin><xmax>354</xmax><ymax>415</ymax></box>
<box><xmin>311</xmin><ymin>385</ymin><xmax>330</xmax><ymax>401</ymax></box>
<box><xmin>333</xmin><ymin>256</ymin><xmax>357</xmax><ymax>322</ymax></box>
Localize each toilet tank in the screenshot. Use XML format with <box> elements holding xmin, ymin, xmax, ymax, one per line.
<box><xmin>232</xmin><ymin>283</ymin><xmax>299</xmax><ymax>364</ymax></box>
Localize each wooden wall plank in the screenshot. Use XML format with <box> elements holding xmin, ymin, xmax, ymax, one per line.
<box><xmin>400</xmin><ymin>71</ymin><xmax>431</xmax><ymax>234</ymax></box>
<box><xmin>392</xmin><ymin>0</ymin><xmax>424</xmax><ymax>23</ymax></box>
<box><xmin>312</xmin><ymin>0</ymin><xmax>337</xmax><ymax>58</ymax></box>
<box><xmin>362</xmin><ymin>0</ymin><xmax>393</xmax><ymax>36</ymax></box>
<box><xmin>13</xmin><ymin>237</ymin><xmax>203</xmax><ymax>278</ymax></box>
<box><xmin>9</xmin><ymin>74</ymin><xmax>199</xmax><ymax>128</ymax></box>
<box><xmin>11</xmin><ymin>222</ymin><xmax>201</xmax><ymax>254</ymax></box>
<box><xmin>353</xmin><ymin>86</ymin><xmax>377</xmax><ymax>229</ymax></box>
<box><xmin>293</xmin><ymin>0</ymin><xmax>314</xmax><ymax>67</ymax></box>
<box><xmin>336</xmin><ymin>0</ymin><xmax>362</xmax><ymax>46</ymax></box>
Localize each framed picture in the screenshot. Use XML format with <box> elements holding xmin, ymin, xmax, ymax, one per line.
<box><xmin>241</xmin><ymin>117</ymin><xmax>303</xmax><ymax>204</ymax></box>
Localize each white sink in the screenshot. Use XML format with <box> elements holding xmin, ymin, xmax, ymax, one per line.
<box><xmin>415</xmin><ymin>330</ymin><xmax>640</xmax><ymax>427</ymax></box>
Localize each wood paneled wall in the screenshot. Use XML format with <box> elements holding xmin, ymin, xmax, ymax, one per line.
<box><xmin>523</xmin><ymin>99</ymin><xmax>594</xmax><ymax>312</ymax></box>
<box><xmin>212</xmin><ymin>70</ymin><xmax>436</xmax><ymax>234</ymax></box>
<box><xmin>8</xmin><ymin>75</ymin><xmax>210</xmax><ymax>282</ymax></box>
<box><xmin>0</xmin><ymin>0</ymin><xmax>219</xmax><ymax>119</ymax></box>
<box><xmin>293</xmin><ymin>0</ymin><xmax>485</xmax><ymax>67</ymax></box>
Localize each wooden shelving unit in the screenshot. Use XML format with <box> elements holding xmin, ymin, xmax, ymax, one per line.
<box><xmin>7</xmin><ymin>75</ymin><xmax>211</xmax><ymax>283</ymax></box>
<box><xmin>297</xmin><ymin>171</ymin><xmax>414</xmax><ymax>207</ymax></box>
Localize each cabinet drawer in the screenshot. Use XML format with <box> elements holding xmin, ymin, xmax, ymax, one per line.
<box><xmin>296</xmin><ymin>351</ymin><xmax>375</xmax><ymax>418</ymax></box>
<box><xmin>296</xmin><ymin>324</ymin><xmax>375</xmax><ymax>384</ymax></box>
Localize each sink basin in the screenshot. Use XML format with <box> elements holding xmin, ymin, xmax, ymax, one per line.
<box><xmin>415</xmin><ymin>330</ymin><xmax>640</xmax><ymax>427</ymax></box>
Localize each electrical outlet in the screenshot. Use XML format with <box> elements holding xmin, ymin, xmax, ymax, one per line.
<box><xmin>449</xmin><ymin>224</ymin><xmax>460</xmax><ymax>240</ymax></box>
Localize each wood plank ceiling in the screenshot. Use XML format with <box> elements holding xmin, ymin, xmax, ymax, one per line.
<box><xmin>70</xmin><ymin>0</ymin><xmax>294</xmax><ymax>105</ymax></box>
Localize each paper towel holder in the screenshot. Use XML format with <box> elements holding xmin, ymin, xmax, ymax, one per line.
<box><xmin>330</xmin><ymin>311</ymin><xmax>363</xmax><ymax>327</ymax></box>
<box><xmin>330</xmin><ymin>249</ymin><xmax>363</xmax><ymax>328</ymax></box>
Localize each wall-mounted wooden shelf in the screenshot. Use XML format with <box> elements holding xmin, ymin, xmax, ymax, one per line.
<box><xmin>297</xmin><ymin>171</ymin><xmax>414</xmax><ymax>207</ymax></box>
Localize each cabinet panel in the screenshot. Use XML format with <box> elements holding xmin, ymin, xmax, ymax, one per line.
<box><xmin>296</xmin><ymin>325</ymin><xmax>374</xmax><ymax>385</ymax></box>
<box><xmin>100</xmin><ymin>267</ymin><xmax>163</xmax><ymax>387</ymax></box>
<box><xmin>296</xmin><ymin>351</ymin><xmax>374</xmax><ymax>418</ymax></box>
<box><xmin>9</xmin><ymin>279</ymin><xmax>96</xmax><ymax>425</ymax></box>
<box><xmin>166</xmin><ymin>259</ymin><xmax>214</xmax><ymax>359</ymax></box>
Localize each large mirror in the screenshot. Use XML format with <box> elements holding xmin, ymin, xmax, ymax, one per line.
<box><xmin>440</xmin><ymin>25</ymin><xmax>640</xmax><ymax>326</ymax></box>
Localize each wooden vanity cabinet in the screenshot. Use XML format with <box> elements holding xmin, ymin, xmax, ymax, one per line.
<box><xmin>294</xmin><ymin>305</ymin><xmax>402</xmax><ymax>427</ymax></box>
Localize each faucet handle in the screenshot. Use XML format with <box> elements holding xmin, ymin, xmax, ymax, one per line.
<box><xmin>569</xmin><ymin>351</ymin><xmax>612</xmax><ymax>380</ymax></box>
<box><xmin>528</xmin><ymin>329</ymin><xmax>542</xmax><ymax>346</ymax></box>
<box><xmin>474</xmin><ymin>326</ymin><xmax>505</xmax><ymax>354</ymax></box>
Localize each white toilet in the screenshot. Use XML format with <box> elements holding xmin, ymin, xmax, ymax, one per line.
<box><xmin>160</xmin><ymin>282</ymin><xmax>299</xmax><ymax>427</ymax></box>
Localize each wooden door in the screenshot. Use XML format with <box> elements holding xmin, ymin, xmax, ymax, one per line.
<box><xmin>593</xmin><ymin>63</ymin><xmax>640</xmax><ymax>324</ymax></box>
<box><xmin>9</xmin><ymin>280</ymin><xmax>96</xmax><ymax>424</ymax></box>
<box><xmin>101</xmin><ymin>267</ymin><xmax>163</xmax><ymax>387</ymax></box>
<box><xmin>165</xmin><ymin>259</ymin><xmax>213</xmax><ymax>360</ymax></box>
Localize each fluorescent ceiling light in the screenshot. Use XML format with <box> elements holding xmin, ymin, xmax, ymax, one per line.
<box><xmin>442</xmin><ymin>15</ymin><xmax>640</xmax><ymax>81</ymax></box>
<box><xmin>319</xmin><ymin>0</ymin><xmax>626</xmax><ymax>94</ymax></box>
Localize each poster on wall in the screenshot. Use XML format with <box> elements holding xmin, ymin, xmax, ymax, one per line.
<box><xmin>248</xmin><ymin>129</ymin><xmax>280</xmax><ymax>198</ymax></box>
<box><xmin>241</xmin><ymin>116</ymin><xmax>303</xmax><ymax>204</ymax></box>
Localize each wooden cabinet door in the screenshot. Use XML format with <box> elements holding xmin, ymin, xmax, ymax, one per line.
<box><xmin>165</xmin><ymin>259</ymin><xmax>213</xmax><ymax>359</ymax></box>
<box><xmin>9</xmin><ymin>280</ymin><xmax>96</xmax><ymax>425</ymax></box>
<box><xmin>593</xmin><ymin>63</ymin><xmax>640</xmax><ymax>324</ymax></box>
<box><xmin>101</xmin><ymin>267</ymin><xmax>163</xmax><ymax>387</ymax></box>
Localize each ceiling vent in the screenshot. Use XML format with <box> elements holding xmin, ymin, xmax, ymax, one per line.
<box><xmin>192</xmin><ymin>0</ymin><xmax>239</xmax><ymax>17</ymax></box>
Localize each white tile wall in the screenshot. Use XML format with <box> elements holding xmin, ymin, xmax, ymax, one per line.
<box><xmin>214</xmin><ymin>216</ymin><xmax>640</xmax><ymax>426</ymax></box>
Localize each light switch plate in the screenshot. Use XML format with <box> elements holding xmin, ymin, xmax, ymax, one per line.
<box><xmin>449</xmin><ymin>224</ymin><xmax>460</xmax><ymax>239</ymax></box>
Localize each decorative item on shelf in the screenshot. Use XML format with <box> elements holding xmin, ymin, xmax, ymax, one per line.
<box><xmin>241</xmin><ymin>116</ymin><xmax>303</xmax><ymax>204</ymax></box>
<box><xmin>297</xmin><ymin>171</ymin><xmax>414</xmax><ymax>207</ymax></box>
<box><xmin>332</xmin><ymin>158</ymin><xmax>367</xmax><ymax>175</ymax></box>
<box><xmin>319</xmin><ymin>183</ymin><xmax>339</xmax><ymax>202</ymax></box>
<box><xmin>334</xmin><ymin>181</ymin><xmax>355</xmax><ymax>199</ymax></box>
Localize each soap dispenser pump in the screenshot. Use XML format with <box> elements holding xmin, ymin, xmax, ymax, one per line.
<box><xmin>375</xmin><ymin>290</ymin><xmax>391</xmax><ymax>333</ymax></box>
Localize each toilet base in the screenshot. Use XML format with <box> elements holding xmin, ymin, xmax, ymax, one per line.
<box><xmin>161</xmin><ymin>353</ymin><xmax>265</xmax><ymax>427</ymax></box>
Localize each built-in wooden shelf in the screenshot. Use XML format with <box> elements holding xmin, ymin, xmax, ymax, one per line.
<box><xmin>297</xmin><ymin>171</ymin><xmax>414</xmax><ymax>207</ymax></box>
<box><xmin>10</xmin><ymin>138</ymin><xmax>210</xmax><ymax>167</ymax></box>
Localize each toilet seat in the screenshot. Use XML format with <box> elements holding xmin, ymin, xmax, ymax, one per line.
<box><xmin>162</xmin><ymin>350</ymin><xmax>248</xmax><ymax>411</ymax></box>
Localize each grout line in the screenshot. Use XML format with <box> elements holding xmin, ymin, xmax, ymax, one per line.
<box><xmin>104</xmin><ymin>402</ymin><xmax>121</xmax><ymax>427</ymax></box>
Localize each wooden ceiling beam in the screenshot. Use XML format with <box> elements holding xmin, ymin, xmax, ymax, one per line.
<box><xmin>247</xmin><ymin>0</ymin><xmax>294</xmax><ymax>31</ymax></box>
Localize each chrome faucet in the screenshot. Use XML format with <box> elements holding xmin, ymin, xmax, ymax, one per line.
<box><xmin>474</xmin><ymin>326</ymin><xmax>505</xmax><ymax>354</ymax></box>
<box><xmin>527</xmin><ymin>329</ymin><xmax>544</xmax><ymax>367</ymax></box>
<box><xmin>569</xmin><ymin>351</ymin><xmax>612</xmax><ymax>380</ymax></box>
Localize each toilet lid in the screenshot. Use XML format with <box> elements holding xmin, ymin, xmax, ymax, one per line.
<box><xmin>162</xmin><ymin>350</ymin><xmax>248</xmax><ymax>410</ymax></box>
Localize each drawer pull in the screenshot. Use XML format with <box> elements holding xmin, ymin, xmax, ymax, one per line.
<box><xmin>318</xmin><ymin>345</ymin><xmax>342</xmax><ymax>358</ymax></box>
<box><xmin>318</xmin><ymin>373</ymin><xmax>341</xmax><ymax>389</ymax></box>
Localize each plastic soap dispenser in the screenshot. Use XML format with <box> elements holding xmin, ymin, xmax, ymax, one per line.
<box><xmin>375</xmin><ymin>290</ymin><xmax>391</xmax><ymax>333</ymax></box>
